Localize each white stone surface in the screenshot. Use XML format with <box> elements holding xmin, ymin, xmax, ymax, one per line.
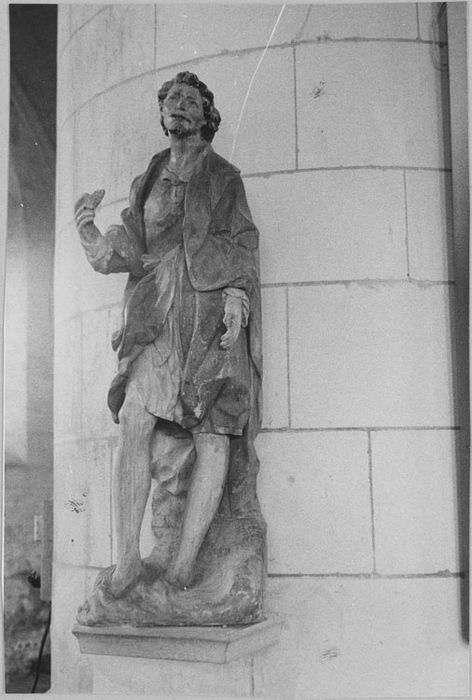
<box><xmin>155</xmin><ymin>46</ymin><xmax>296</xmax><ymax>175</ymax></box>
<box><xmin>67</xmin><ymin>4</ymin><xmax>107</xmax><ymax>36</ymax></box>
<box><xmin>54</xmin><ymin>223</ymin><xmax>90</xmax><ymax>324</ymax></box>
<box><xmin>301</xmin><ymin>2</ymin><xmax>418</xmax><ymax>40</ymax></box>
<box><xmin>246</xmin><ymin>169</ymin><xmax>407</xmax><ymax>284</ymax></box>
<box><xmin>372</xmin><ymin>429</ymin><xmax>461</xmax><ymax>574</ymax></box>
<box><xmin>155</xmin><ymin>4</ymin><xmax>308</xmax><ymax>68</ymax></box>
<box><xmin>74</xmin><ymin>72</ymin><xmax>159</xmax><ymax>206</ymax></box>
<box><xmin>51</xmin><ymin>563</ymin><xmax>91</xmax><ymax>693</ymax></box>
<box><xmin>54</xmin><ymin>439</ymin><xmax>113</xmax><ymax>568</ymax></box>
<box><xmin>57</xmin><ymin>6</ymin><xmax>72</xmax><ymax>55</ymax></box>
<box><xmin>90</xmin><ymin>650</ymin><xmax>253</xmax><ymax>695</ymax></box>
<box><xmin>257</xmin><ymin>431</ymin><xmax>373</xmax><ymax>574</ymax></box>
<box><xmin>56</xmin><ymin>119</ymin><xmax>76</xmax><ymax>234</ymax></box>
<box><xmin>406</xmin><ymin>170</ymin><xmax>453</xmax><ymax>281</ymax></box>
<box><xmin>261</xmin><ymin>287</ymin><xmax>289</xmax><ymax>428</ymax></box>
<box><xmin>289</xmin><ymin>283</ymin><xmax>455</xmax><ymax>428</ymax></box>
<box><xmin>58</xmin><ymin>6</ymin><xmax>106</xmax><ymax>53</ymax></box>
<box><xmin>60</xmin><ymin>5</ymin><xmax>155</xmax><ymax>120</ymax></box>
<box><xmin>296</xmin><ymin>42</ymin><xmax>449</xmax><ymax>169</ymax></box>
<box><xmin>253</xmin><ymin>576</ymin><xmax>469</xmax><ymax>698</ymax></box>
<box><xmin>56</xmin><ymin>125</ymin><xmax>130</xmax><ymax>237</ymax></box>
<box><xmin>81</xmin><ymin>307</ymin><xmax>122</xmax><ymax>440</ymax></box>
<box><xmin>54</xmin><ymin>317</ymin><xmax>83</xmax><ymax>440</ymax></box>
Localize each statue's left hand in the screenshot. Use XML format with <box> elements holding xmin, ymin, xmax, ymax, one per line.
<box><xmin>220</xmin><ymin>295</ymin><xmax>243</xmax><ymax>349</ymax></box>
<box><xmin>74</xmin><ymin>189</ymin><xmax>105</xmax><ymax>232</ymax></box>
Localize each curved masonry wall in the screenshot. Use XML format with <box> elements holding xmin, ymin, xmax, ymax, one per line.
<box><xmin>53</xmin><ymin>4</ymin><xmax>468</xmax><ymax>696</ymax></box>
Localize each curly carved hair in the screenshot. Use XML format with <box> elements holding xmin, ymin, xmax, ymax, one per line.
<box><xmin>158</xmin><ymin>71</ymin><xmax>221</xmax><ymax>143</ymax></box>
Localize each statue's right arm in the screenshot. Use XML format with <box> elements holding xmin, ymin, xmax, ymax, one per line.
<box><xmin>74</xmin><ymin>190</ymin><xmax>135</xmax><ymax>275</ymax></box>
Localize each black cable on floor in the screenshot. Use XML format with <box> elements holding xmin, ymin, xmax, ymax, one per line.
<box><xmin>31</xmin><ymin>605</ymin><xmax>51</xmax><ymax>693</ymax></box>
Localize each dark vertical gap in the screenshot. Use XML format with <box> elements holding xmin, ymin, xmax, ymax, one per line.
<box><xmin>439</xmin><ymin>4</ymin><xmax>469</xmax><ymax>642</ymax></box>
<box><xmin>6</xmin><ymin>4</ymin><xmax>57</xmax><ymax>692</ymax></box>
<box><xmin>285</xmin><ymin>286</ymin><xmax>292</xmax><ymax>428</ymax></box>
<box><xmin>367</xmin><ymin>431</ymin><xmax>377</xmax><ymax>573</ymax></box>
<box><xmin>292</xmin><ymin>45</ymin><xmax>299</xmax><ymax>171</ymax></box>
<box><xmin>403</xmin><ymin>169</ymin><xmax>411</xmax><ymax>277</ymax></box>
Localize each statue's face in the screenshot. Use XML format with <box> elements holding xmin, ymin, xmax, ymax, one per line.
<box><xmin>161</xmin><ymin>83</ymin><xmax>206</xmax><ymax>137</ymax></box>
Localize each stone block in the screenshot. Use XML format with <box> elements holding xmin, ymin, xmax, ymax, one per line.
<box><xmin>68</xmin><ymin>4</ymin><xmax>107</xmax><ymax>36</ymax></box>
<box><xmin>256</xmin><ymin>431</ymin><xmax>373</xmax><ymax>574</ymax></box>
<box><xmin>51</xmin><ymin>565</ymin><xmax>100</xmax><ymax>693</ymax></box>
<box><xmin>55</xmin><ymin>120</ymin><xmax>76</xmax><ymax>235</ymax></box>
<box><xmin>54</xmin><ymin>222</ymin><xmax>94</xmax><ymax>324</ymax></box>
<box><xmin>261</xmin><ymin>287</ymin><xmax>289</xmax><ymax>428</ymax></box>
<box><xmin>79</xmin><ymin>266</ymin><xmax>126</xmax><ymax>321</ymax></box>
<box><xmin>54</xmin><ymin>439</ymin><xmax>112</xmax><ymax>568</ymax></box>
<box><xmin>54</xmin><ymin>317</ymin><xmax>82</xmax><ymax>439</ymax></box>
<box><xmin>50</xmin><ymin>563</ymin><xmax>88</xmax><ymax>692</ymax></box>
<box><xmin>289</xmin><ymin>284</ymin><xmax>455</xmax><ymax>428</ymax></box>
<box><xmin>57</xmin><ymin>129</ymin><xmax>131</xmax><ymax>241</ymax></box>
<box><xmin>61</xmin><ymin>5</ymin><xmax>155</xmax><ymax>119</ymax></box>
<box><xmin>155</xmin><ymin>4</ymin><xmax>308</xmax><ymax>68</ymax></box>
<box><xmin>372</xmin><ymin>429</ymin><xmax>461</xmax><ymax>574</ymax></box>
<box><xmin>301</xmin><ymin>2</ymin><xmax>418</xmax><ymax>40</ymax></box>
<box><xmin>253</xmin><ymin>577</ymin><xmax>469</xmax><ymax>698</ymax></box>
<box><xmin>246</xmin><ymin>169</ymin><xmax>407</xmax><ymax>284</ymax></box>
<box><xmin>73</xmin><ymin>617</ymin><xmax>281</xmax><ymax>662</ymax></box>
<box><xmin>81</xmin><ymin>307</ymin><xmax>122</xmax><ymax>440</ymax></box>
<box><xmin>296</xmin><ymin>42</ymin><xmax>449</xmax><ymax>169</ymax></box>
<box><xmin>74</xmin><ymin>72</ymin><xmax>159</xmax><ymax>205</ymax></box>
<box><xmin>155</xmin><ymin>46</ymin><xmax>295</xmax><ymax>175</ymax></box>
<box><xmin>90</xmin><ymin>652</ymin><xmax>253</xmax><ymax>696</ymax></box>
<box><xmin>406</xmin><ymin>170</ymin><xmax>454</xmax><ymax>281</ymax></box>
<box><xmin>80</xmin><ymin>270</ymin><xmax>126</xmax><ymax>329</ymax></box>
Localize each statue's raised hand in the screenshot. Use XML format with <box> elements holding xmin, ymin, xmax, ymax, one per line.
<box><xmin>74</xmin><ymin>189</ymin><xmax>105</xmax><ymax>232</ymax></box>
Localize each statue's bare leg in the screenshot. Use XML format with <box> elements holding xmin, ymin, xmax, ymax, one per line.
<box><xmin>165</xmin><ymin>433</ymin><xmax>229</xmax><ymax>588</ymax></box>
<box><xmin>110</xmin><ymin>397</ymin><xmax>157</xmax><ymax>596</ymax></box>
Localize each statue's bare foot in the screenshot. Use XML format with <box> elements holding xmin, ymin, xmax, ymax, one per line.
<box><xmin>109</xmin><ymin>559</ymin><xmax>143</xmax><ymax>597</ymax></box>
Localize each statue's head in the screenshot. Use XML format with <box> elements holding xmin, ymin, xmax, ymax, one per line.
<box><xmin>158</xmin><ymin>71</ymin><xmax>221</xmax><ymax>143</ymax></box>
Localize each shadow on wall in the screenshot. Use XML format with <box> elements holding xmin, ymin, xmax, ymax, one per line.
<box><xmin>435</xmin><ymin>4</ymin><xmax>469</xmax><ymax>642</ymax></box>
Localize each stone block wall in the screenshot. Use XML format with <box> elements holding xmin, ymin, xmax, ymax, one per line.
<box><xmin>53</xmin><ymin>4</ymin><xmax>469</xmax><ymax>696</ymax></box>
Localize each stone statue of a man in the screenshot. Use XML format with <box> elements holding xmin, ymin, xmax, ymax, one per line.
<box><xmin>74</xmin><ymin>72</ymin><xmax>264</xmax><ymax>626</ymax></box>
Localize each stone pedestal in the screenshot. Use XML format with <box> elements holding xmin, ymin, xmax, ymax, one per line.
<box><xmin>72</xmin><ymin>618</ymin><xmax>282</xmax><ymax>695</ymax></box>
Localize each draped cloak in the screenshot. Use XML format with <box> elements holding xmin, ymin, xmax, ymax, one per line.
<box><xmin>81</xmin><ymin>146</ymin><xmax>263</xmax><ymax>517</ymax></box>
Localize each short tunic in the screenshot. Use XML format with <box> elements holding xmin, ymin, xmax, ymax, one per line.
<box><xmin>122</xmin><ymin>160</ymin><xmax>250</xmax><ymax>436</ymax></box>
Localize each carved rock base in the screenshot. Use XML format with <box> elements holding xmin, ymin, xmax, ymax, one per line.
<box><xmin>76</xmin><ymin>516</ymin><xmax>266</xmax><ymax>627</ymax></box>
